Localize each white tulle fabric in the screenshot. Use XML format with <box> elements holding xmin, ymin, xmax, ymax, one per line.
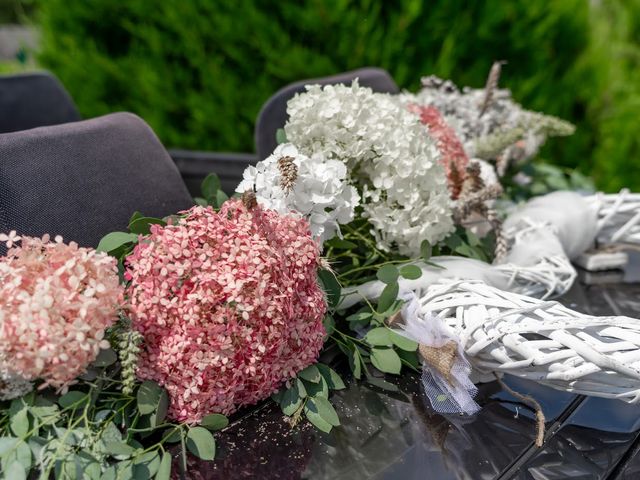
<box><xmin>396</xmin><ymin>292</ymin><xmax>480</xmax><ymax>415</ymax></box>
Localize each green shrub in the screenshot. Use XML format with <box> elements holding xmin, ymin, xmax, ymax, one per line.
<box><xmin>35</xmin><ymin>0</ymin><xmax>640</xmax><ymax>190</ymax></box>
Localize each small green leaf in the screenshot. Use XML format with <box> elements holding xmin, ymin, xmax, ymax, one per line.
<box><xmin>376</xmin><ymin>264</ymin><xmax>399</xmax><ymax>284</ymax></box>
<box><xmin>318</xmin><ymin>270</ymin><xmax>341</xmax><ymax>309</ymax></box>
<box><xmin>349</xmin><ymin>346</ymin><xmax>362</xmax><ymax>380</ymax></box>
<box><xmin>149</xmin><ymin>389</ymin><xmax>169</xmax><ymax>428</ymax></box>
<box><xmin>103</xmin><ymin>441</ymin><xmax>136</xmax><ymax>457</ymax></box>
<box><xmin>161</xmin><ymin>428</ymin><xmax>182</xmax><ymax>444</ymax></box>
<box><xmin>5</xmin><ymin>461</ymin><xmax>26</xmax><ymax>480</ymax></box>
<box><xmin>194</xmin><ymin>197</ymin><xmax>208</xmax><ymax>207</ymax></box>
<box><xmin>307</xmin><ymin>397</ymin><xmax>340</xmax><ymax>427</ymax></box>
<box><xmin>298</xmin><ymin>365</ymin><xmax>321</xmax><ymax>383</ymax></box>
<box><xmin>58</xmin><ymin>391</ymin><xmax>88</xmax><ymax>409</ymax></box>
<box><xmin>186</xmin><ymin>427</ymin><xmax>216</xmax><ymax>461</ymax></box>
<box><xmin>366</xmin><ymin>376</ymin><xmax>399</xmax><ymax>392</ymax></box>
<box><xmin>388</xmin><ymin>330</ymin><xmax>418</xmax><ymax>351</ymax></box>
<box><xmin>296</xmin><ymin>378</ymin><xmax>307</xmax><ymax>398</ymax></box>
<box><xmin>322</xmin><ymin>315</ymin><xmax>335</xmax><ymax>336</ymax></box>
<box><xmin>303</xmin><ymin>403</ymin><xmax>332</xmax><ymax>433</ymax></box>
<box><xmin>420</xmin><ymin>240</ymin><xmax>432</xmax><ymax>261</ymax></box>
<box><xmin>370</xmin><ymin>348</ymin><xmax>402</xmax><ymax>374</ymax></box>
<box><xmin>276</xmin><ymin>128</ymin><xmax>287</xmax><ymax>144</ymax></box>
<box><xmin>156</xmin><ymin>451</ymin><xmax>172</xmax><ymax>480</ymax></box>
<box><xmin>137</xmin><ymin>381</ymin><xmax>164</xmax><ymax>415</ymax></box>
<box><xmin>128</xmin><ymin>217</ymin><xmax>166</xmax><ymax>235</ymax></box>
<box><xmin>445</xmin><ymin>234</ymin><xmax>463</xmax><ymax>250</ymax></box>
<box><xmin>214</xmin><ymin>190</ymin><xmax>229</xmax><ymax>208</ymax></box>
<box><xmin>200</xmin><ymin>414</ymin><xmax>228</xmax><ymax>431</ymax></box>
<box><xmin>280</xmin><ymin>383</ymin><xmax>302</xmax><ymax>416</ymax></box>
<box><xmin>346</xmin><ymin>310</ymin><xmax>372</xmax><ymax>323</ymax></box>
<box><xmin>317</xmin><ymin>364</ymin><xmax>346</xmax><ymax>390</ymax></box>
<box><xmin>377</xmin><ymin>282</ymin><xmax>399</xmax><ymax>313</ymax></box>
<box><xmin>365</xmin><ymin>327</ymin><xmax>392</xmax><ymax>346</ymax></box>
<box><xmin>201</xmin><ymin>173</ymin><xmax>221</xmax><ymax>200</ymax></box>
<box><xmin>92</xmin><ymin>348</ymin><xmax>117</xmax><ymax>367</ymax></box>
<box><xmin>325</xmin><ymin>238</ymin><xmax>357</xmax><ymax>250</ymax></box>
<box><xmin>0</xmin><ymin>437</ymin><xmax>19</xmax><ymax>456</ymax></box>
<box><xmin>10</xmin><ymin>407</ymin><xmax>28</xmax><ymax>438</ymax></box>
<box><xmin>96</xmin><ymin>232</ymin><xmax>138</xmax><ymax>253</ymax></box>
<box><xmin>399</xmin><ymin>265</ymin><xmax>422</xmax><ymax>280</ymax></box>
<box><xmin>303</xmin><ymin>377</ymin><xmax>329</xmax><ymax>399</ymax></box>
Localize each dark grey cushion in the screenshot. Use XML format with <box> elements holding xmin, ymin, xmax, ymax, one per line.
<box><xmin>0</xmin><ymin>112</ymin><xmax>194</xmax><ymax>248</ymax></box>
<box><xmin>254</xmin><ymin>67</ymin><xmax>399</xmax><ymax>160</ymax></box>
<box><xmin>0</xmin><ymin>72</ymin><xmax>81</xmax><ymax>133</ymax></box>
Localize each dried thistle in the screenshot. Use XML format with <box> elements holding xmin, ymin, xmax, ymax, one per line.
<box><xmin>241</xmin><ymin>190</ymin><xmax>258</xmax><ymax>210</ymax></box>
<box><xmin>479</xmin><ymin>60</ymin><xmax>506</xmax><ymax>117</ymax></box>
<box><xmin>277</xmin><ymin>156</ymin><xmax>298</xmax><ymax>194</ymax></box>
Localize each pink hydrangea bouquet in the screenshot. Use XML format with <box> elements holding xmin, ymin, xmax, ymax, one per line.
<box><xmin>125</xmin><ymin>199</ymin><xmax>327</xmax><ymax>423</ymax></box>
<box><xmin>0</xmin><ymin>233</ymin><xmax>123</xmax><ymax>395</ymax></box>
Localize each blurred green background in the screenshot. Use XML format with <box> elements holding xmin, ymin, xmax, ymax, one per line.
<box><xmin>2</xmin><ymin>0</ymin><xmax>640</xmax><ymax>191</ymax></box>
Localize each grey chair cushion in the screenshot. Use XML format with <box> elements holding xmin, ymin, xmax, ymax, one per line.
<box><xmin>254</xmin><ymin>67</ymin><xmax>399</xmax><ymax>160</ymax></box>
<box><xmin>0</xmin><ymin>72</ymin><xmax>81</xmax><ymax>133</ymax></box>
<box><xmin>0</xmin><ymin>112</ymin><xmax>194</xmax><ymax>249</ymax></box>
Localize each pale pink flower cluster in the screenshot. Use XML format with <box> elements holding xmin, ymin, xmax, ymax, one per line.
<box><xmin>125</xmin><ymin>200</ymin><xmax>327</xmax><ymax>423</ymax></box>
<box><xmin>0</xmin><ymin>234</ymin><xmax>123</xmax><ymax>391</ymax></box>
<box><xmin>409</xmin><ymin>104</ymin><xmax>469</xmax><ymax>199</ymax></box>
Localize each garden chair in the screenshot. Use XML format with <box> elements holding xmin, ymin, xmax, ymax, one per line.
<box><xmin>254</xmin><ymin>67</ymin><xmax>399</xmax><ymax>160</ymax></box>
<box><xmin>0</xmin><ymin>72</ymin><xmax>81</xmax><ymax>133</ymax></box>
<box><xmin>0</xmin><ymin>112</ymin><xmax>193</xmax><ymax>248</ymax></box>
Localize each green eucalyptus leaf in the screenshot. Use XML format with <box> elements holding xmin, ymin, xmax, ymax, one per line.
<box><xmin>376</xmin><ymin>264</ymin><xmax>399</xmax><ymax>284</ymax></box>
<box><xmin>307</xmin><ymin>397</ymin><xmax>340</xmax><ymax>427</ymax></box>
<box><xmin>366</xmin><ymin>376</ymin><xmax>399</xmax><ymax>392</ymax></box>
<box><xmin>93</xmin><ymin>348</ymin><xmax>118</xmax><ymax>367</ymax></box>
<box><xmin>280</xmin><ymin>383</ymin><xmax>301</xmax><ymax>416</ymax></box>
<box><xmin>325</xmin><ymin>238</ymin><xmax>357</xmax><ymax>250</ymax></box>
<box><xmin>303</xmin><ymin>403</ymin><xmax>332</xmax><ymax>433</ymax></box>
<box><xmin>96</xmin><ymin>232</ymin><xmax>138</xmax><ymax>254</ymax></box>
<box><xmin>200</xmin><ymin>414</ymin><xmax>229</xmax><ymax>431</ymax></box>
<box><xmin>377</xmin><ymin>282</ymin><xmax>399</xmax><ymax>313</ymax></box>
<box><xmin>149</xmin><ymin>389</ymin><xmax>169</xmax><ymax>428</ymax></box>
<box><xmin>298</xmin><ymin>365</ymin><xmax>321</xmax><ymax>383</ymax></box>
<box><xmin>100</xmin><ymin>465</ymin><xmax>117</xmax><ymax>480</ymax></box>
<box><xmin>214</xmin><ymin>190</ymin><xmax>229</xmax><ymax>208</ymax></box>
<box><xmin>58</xmin><ymin>391</ymin><xmax>88</xmax><ymax>409</ymax></box>
<box><xmin>4</xmin><ymin>461</ymin><xmax>26</xmax><ymax>480</ymax></box>
<box><xmin>201</xmin><ymin>173</ymin><xmax>222</xmax><ymax>200</ymax></box>
<box><xmin>161</xmin><ymin>428</ymin><xmax>182</xmax><ymax>444</ymax></box>
<box><xmin>346</xmin><ymin>310</ymin><xmax>372</xmax><ymax>323</ymax></box>
<box><xmin>399</xmin><ymin>264</ymin><xmax>422</xmax><ymax>280</ymax></box>
<box><xmin>365</xmin><ymin>327</ymin><xmax>392</xmax><ymax>346</ymax></box>
<box><xmin>296</xmin><ymin>378</ymin><xmax>307</xmax><ymax>398</ymax></box>
<box><xmin>348</xmin><ymin>346</ymin><xmax>362</xmax><ymax>380</ymax></box>
<box><xmin>276</xmin><ymin>128</ymin><xmax>287</xmax><ymax>144</ymax></box>
<box><xmin>0</xmin><ymin>437</ymin><xmax>19</xmax><ymax>456</ymax></box>
<box><xmin>128</xmin><ymin>217</ymin><xmax>166</xmax><ymax>235</ymax></box>
<box><xmin>1</xmin><ymin>440</ymin><xmax>31</xmax><ymax>474</ymax></box>
<box><xmin>317</xmin><ymin>364</ymin><xmax>346</xmax><ymax>390</ymax></box>
<box><xmin>303</xmin><ymin>377</ymin><xmax>329</xmax><ymax>399</ymax></box>
<box><xmin>397</xmin><ymin>348</ymin><xmax>420</xmax><ymax>369</ymax></box>
<box><xmin>156</xmin><ymin>451</ymin><xmax>172</xmax><ymax>480</ymax></box>
<box><xmin>9</xmin><ymin>407</ymin><xmax>29</xmax><ymax>438</ymax></box>
<box><xmin>388</xmin><ymin>330</ymin><xmax>418</xmax><ymax>351</ymax></box>
<box><xmin>317</xmin><ymin>270</ymin><xmax>341</xmax><ymax>309</ymax></box>
<box><xmin>322</xmin><ymin>315</ymin><xmax>335</xmax><ymax>336</ymax></box>
<box><xmin>194</xmin><ymin>197</ymin><xmax>208</xmax><ymax>207</ymax></box>
<box><xmin>420</xmin><ymin>240</ymin><xmax>432</xmax><ymax>261</ymax></box>
<box><xmin>137</xmin><ymin>381</ymin><xmax>164</xmax><ymax>415</ymax></box>
<box><xmin>186</xmin><ymin>427</ymin><xmax>216</xmax><ymax>461</ymax></box>
<box><xmin>103</xmin><ymin>441</ymin><xmax>136</xmax><ymax>457</ymax></box>
<box><xmin>370</xmin><ymin>347</ymin><xmax>402</xmax><ymax>374</ymax></box>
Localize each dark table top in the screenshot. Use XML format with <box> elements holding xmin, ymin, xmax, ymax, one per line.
<box><xmin>185</xmin><ymin>259</ymin><xmax>640</xmax><ymax>480</ymax></box>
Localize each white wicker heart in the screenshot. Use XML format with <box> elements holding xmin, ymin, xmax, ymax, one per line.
<box><xmin>412</xmin><ymin>279</ymin><xmax>640</xmax><ymax>403</ymax></box>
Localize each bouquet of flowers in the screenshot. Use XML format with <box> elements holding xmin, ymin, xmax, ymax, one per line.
<box><xmin>1</xmin><ymin>65</ymin><xmax>634</xmax><ymax>479</ymax></box>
